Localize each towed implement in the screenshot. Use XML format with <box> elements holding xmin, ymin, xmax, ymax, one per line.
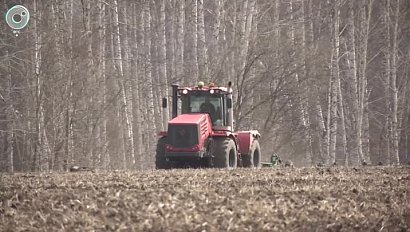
<box><xmin>156</xmin><ymin>81</ymin><xmax>261</xmax><ymax>169</ymax></box>
<box><xmin>261</xmin><ymin>154</ymin><xmax>282</xmax><ymax>167</ymax></box>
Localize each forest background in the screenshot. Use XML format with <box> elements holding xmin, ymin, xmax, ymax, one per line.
<box><xmin>0</xmin><ymin>0</ymin><xmax>409</xmax><ymax>171</ymax></box>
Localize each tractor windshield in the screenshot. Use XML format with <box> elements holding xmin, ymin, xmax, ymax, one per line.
<box><xmin>181</xmin><ymin>92</ymin><xmax>223</xmax><ymax>125</ymax></box>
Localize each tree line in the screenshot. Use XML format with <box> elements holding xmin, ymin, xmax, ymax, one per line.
<box><xmin>0</xmin><ymin>0</ymin><xmax>409</xmax><ymax>172</ymax></box>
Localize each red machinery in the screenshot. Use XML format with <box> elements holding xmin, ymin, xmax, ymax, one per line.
<box><xmin>156</xmin><ymin>82</ymin><xmax>261</xmax><ymax>169</ymax></box>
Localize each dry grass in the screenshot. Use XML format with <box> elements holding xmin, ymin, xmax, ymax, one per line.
<box><xmin>0</xmin><ymin>167</ymin><xmax>409</xmax><ymax>231</ymax></box>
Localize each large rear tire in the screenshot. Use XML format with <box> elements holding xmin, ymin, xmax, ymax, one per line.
<box><xmin>243</xmin><ymin>140</ymin><xmax>261</xmax><ymax>168</ymax></box>
<box><xmin>214</xmin><ymin>138</ymin><xmax>237</xmax><ymax>169</ymax></box>
<box><xmin>156</xmin><ymin>137</ymin><xmax>172</xmax><ymax>169</ymax></box>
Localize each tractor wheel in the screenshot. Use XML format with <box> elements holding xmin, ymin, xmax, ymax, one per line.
<box><xmin>214</xmin><ymin>137</ymin><xmax>237</xmax><ymax>169</ymax></box>
<box><xmin>156</xmin><ymin>137</ymin><xmax>172</xmax><ymax>169</ymax></box>
<box><xmin>243</xmin><ymin>140</ymin><xmax>262</xmax><ymax>168</ymax></box>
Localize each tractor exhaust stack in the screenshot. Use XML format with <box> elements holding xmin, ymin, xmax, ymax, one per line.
<box><xmin>171</xmin><ymin>84</ymin><xmax>179</xmax><ymax>119</ymax></box>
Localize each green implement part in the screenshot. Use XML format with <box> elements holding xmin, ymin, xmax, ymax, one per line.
<box><xmin>261</xmin><ymin>154</ymin><xmax>282</xmax><ymax>167</ymax></box>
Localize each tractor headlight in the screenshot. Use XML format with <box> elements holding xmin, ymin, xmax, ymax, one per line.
<box><xmin>210</xmin><ymin>89</ymin><xmax>215</xmax><ymax>94</ymax></box>
<box><xmin>182</xmin><ymin>89</ymin><xmax>188</xmax><ymax>94</ymax></box>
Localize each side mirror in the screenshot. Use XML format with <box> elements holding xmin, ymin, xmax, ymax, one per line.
<box><xmin>162</xmin><ymin>97</ymin><xmax>167</xmax><ymax>108</ymax></box>
<box><xmin>227</xmin><ymin>99</ymin><xmax>232</xmax><ymax>109</ymax></box>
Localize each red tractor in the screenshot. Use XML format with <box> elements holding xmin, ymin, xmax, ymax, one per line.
<box><xmin>156</xmin><ymin>81</ymin><xmax>261</xmax><ymax>169</ymax></box>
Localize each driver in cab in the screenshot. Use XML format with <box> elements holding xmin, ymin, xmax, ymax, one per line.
<box><xmin>200</xmin><ymin>97</ymin><xmax>216</xmax><ymax>122</ymax></box>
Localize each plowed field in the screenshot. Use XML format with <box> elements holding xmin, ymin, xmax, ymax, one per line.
<box><xmin>1</xmin><ymin>167</ymin><xmax>409</xmax><ymax>231</ymax></box>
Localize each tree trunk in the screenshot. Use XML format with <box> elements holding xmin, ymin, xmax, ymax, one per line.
<box><xmin>329</xmin><ymin>0</ymin><xmax>340</xmax><ymax>165</ymax></box>
<box><xmin>390</xmin><ymin>0</ymin><xmax>400</xmax><ymax>165</ymax></box>
<box><xmin>176</xmin><ymin>0</ymin><xmax>185</xmax><ymax>84</ymax></box>
<box><xmin>197</xmin><ymin>0</ymin><xmax>209</xmax><ymax>81</ymax></box>
<box><xmin>144</xmin><ymin>1</ymin><xmax>157</xmax><ymax>165</ymax></box>
<box><xmin>169</xmin><ymin>1</ymin><xmax>176</xmax><ymax>84</ymax></box>
<box><xmin>309</xmin><ymin>0</ymin><xmax>327</xmax><ymax>165</ymax></box>
<box><xmin>138</xmin><ymin>3</ymin><xmax>149</xmax><ymax>166</ymax></box>
<box><xmin>357</xmin><ymin>0</ymin><xmax>373</xmax><ymax>165</ymax></box>
<box><xmin>229</xmin><ymin>1</ymin><xmax>238</xmax><ymax>84</ymax></box>
<box><xmin>63</xmin><ymin>0</ymin><xmax>75</xmax><ymax>171</ymax></box>
<box><xmin>159</xmin><ymin>0</ymin><xmax>169</xmax><ymax>131</ymax></box>
<box><xmin>190</xmin><ymin>0</ymin><xmax>199</xmax><ymax>82</ymax></box>
<box><xmin>337</xmin><ymin>67</ymin><xmax>348</xmax><ymax>166</ymax></box>
<box><xmin>212</xmin><ymin>0</ymin><xmax>224</xmax><ymax>80</ymax></box>
<box><xmin>123</xmin><ymin>3</ymin><xmax>137</xmax><ymax>169</ymax></box>
<box><xmin>294</xmin><ymin>0</ymin><xmax>314</xmax><ymax>166</ymax></box>
<box><xmin>345</xmin><ymin>1</ymin><xmax>361</xmax><ymax>165</ymax></box>
<box><xmin>132</xmin><ymin>3</ymin><xmax>143</xmax><ymax>169</ymax></box>
<box><xmin>86</xmin><ymin>0</ymin><xmax>95</xmax><ymax>166</ymax></box>
<box><xmin>98</xmin><ymin>0</ymin><xmax>108</xmax><ymax>170</ymax></box>
<box><xmin>34</xmin><ymin>0</ymin><xmax>51</xmax><ymax>172</ymax></box>
<box><xmin>383</xmin><ymin>0</ymin><xmax>392</xmax><ymax>165</ymax></box>
<box><xmin>362</xmin><ymin>94</ymin><xmax>371</xmax><ymax>164</ymax></box>
<box><xmin>112</xmin><ymin>0</ymin><xmax>135</xmax><ymax>169</ymax></box>
<box><xmin>5</xmin><ymin>50</ymin><xmax>14</xmax><ymax>172</ymax></box>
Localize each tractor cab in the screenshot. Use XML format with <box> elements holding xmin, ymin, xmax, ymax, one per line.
<box><xmin>181</xmin><ymin>91</ymin><xmax>221</xmax><ymax>125</ymax></box>
<box><xmin>165</xmin><ymin>81</ymin><xmax>234</xmax><ymax>131</ymax></box>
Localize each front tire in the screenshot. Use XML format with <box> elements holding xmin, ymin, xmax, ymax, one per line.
<box><xmin>156</xmin><ymin>137</ymin><xmax>172</xmax><ymax>169</ymax></box>
<box><xmin>243</xmin><ymin>140</ymin><xmax>261</xmax><ymax>168</ymax></box>
<box><xmin>214</xmin><ymin>138</ymin><xmax>237</xmax><ymax>169</ymax></box>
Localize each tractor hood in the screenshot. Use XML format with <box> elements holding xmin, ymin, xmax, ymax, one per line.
<box><xmin>169</xmin><ymin>113</ymin><xmax>211</xmax><ymax>125</ymax></box>
<box><xmin>166</xmin><ymin>113</ymin><xmax>213</xmax><ymax>152</ymax></box>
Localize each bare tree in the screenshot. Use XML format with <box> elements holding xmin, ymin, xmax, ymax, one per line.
<box><xmin>197</xmin><ymin>0</ymin><xmax>209</xmax><ymax>81</ymax></box>
<box><xmin>328</xmin><ymin>0</ymin><xmax>341</xmax><ymax>165</ymax></box>
<box><xmin>112</xmin><ymin>0</ymin><xmax>135</xmax><ymax>169</ymax></box>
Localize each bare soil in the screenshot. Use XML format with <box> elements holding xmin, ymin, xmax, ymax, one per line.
<box><xmin>0</xmin><ymin>167</ymin><xmax>409</xmax><ymax>231</ymax></box>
